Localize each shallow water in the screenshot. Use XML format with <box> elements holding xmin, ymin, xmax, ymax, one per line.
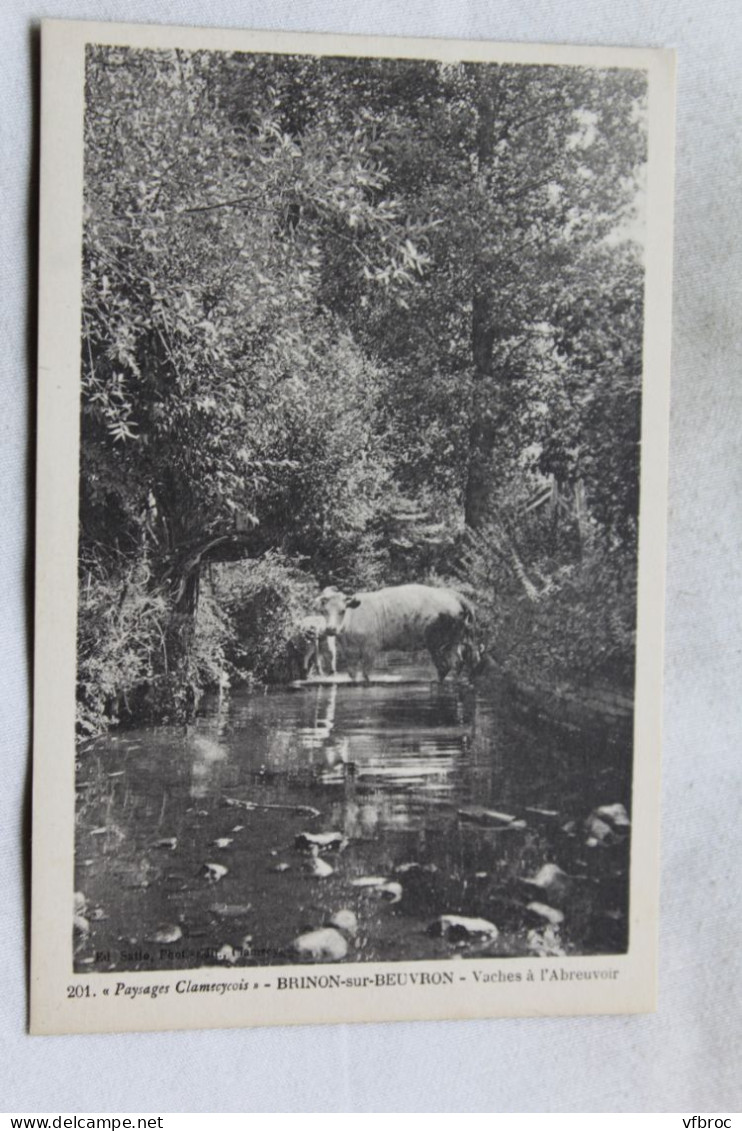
<box><xmin>75</xmin><ymin>663</ymin><xmax>632</xmax><ymax>971</ymax></box>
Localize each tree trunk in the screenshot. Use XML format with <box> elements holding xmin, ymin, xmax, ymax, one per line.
<box><xmin>465</xmin><ymin>293</ymin><xmax>498</xmax><ymax>528</ymax></box>
<box><xmin>464</xmin><ymin>75</ymin><xmax>499</xmax><ymax>530</ymax></box>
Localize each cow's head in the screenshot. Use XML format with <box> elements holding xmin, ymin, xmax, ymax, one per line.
<box><xmin>316</xmin><ymin>587</ymin><xmax>361</xmax><ymax>635</ymax></box>
<box><xmin>458</xmin><ymin>637</ymin><xmax>486</xmax><ymax>679</ymax></box>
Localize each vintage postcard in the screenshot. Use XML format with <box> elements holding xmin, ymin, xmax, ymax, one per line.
<box><xmin>31</xmin><ymin>19</ymin><xmax>675</xmax><ymax>1035</ymax></box>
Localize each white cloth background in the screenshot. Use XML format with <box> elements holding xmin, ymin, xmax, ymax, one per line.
<box><xmin>1</xmin><ymin>0</ymin><xmax>740</xmax><ymax>1114</ymax></box>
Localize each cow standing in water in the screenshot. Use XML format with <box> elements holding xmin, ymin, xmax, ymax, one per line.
<box><xmin>316</xmin><ymin>584</ymin><xmax>478</xmax><ymax>683</ymax></box>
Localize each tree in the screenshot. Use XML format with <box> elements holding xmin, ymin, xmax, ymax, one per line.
<box><xmin>81</xmin><ymin>46</ymin><xmax>424</xmax><ymax>604</ymax></box>
<box><xmin>79</xmin><ymin>45</ymin><xmax>649</xmax><ymax>719</ymax></box>
<box><xmin>315</xmin><ymin>61</ymin><xmax>647</xmax><ymax>532</ymax></box>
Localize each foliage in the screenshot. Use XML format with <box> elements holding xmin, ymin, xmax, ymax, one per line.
<box><xmin>211</xmin><ymin>553</ymin><xmax>319</xmax><ymax>683</ymax></box>
<box><xmin>77</xmin><ymin>548</ymin><xmax>235</xmax><ymax>733</ymax></box>
<box><xmin>326</xmin><ymin>62</ymin><xmax>647</xmax><ymax>530</ymax></box>
<box><xmin>459</xmin><ymin>511</ymin><xmax>636</xmax><ymax>688</ymax></box>
<box><xmin>81</xmin><ymin>47</ymin><xmax>424</xmax><ymax>574</ymax></box>
<box><xmin>76</xmin><ymin>551</ymin><xmax>169</xmax><ymax>734</ymax></box>
<box><xmin>78</xmin><ymin>45</ymin><xmax>648</xmax><ymax>726</ymax></box>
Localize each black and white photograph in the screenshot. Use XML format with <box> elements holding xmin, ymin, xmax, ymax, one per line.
<box><xmin>31</xmin><ymin>21</ymin><xmax>674</xmax><ymax>1035</ymax></box>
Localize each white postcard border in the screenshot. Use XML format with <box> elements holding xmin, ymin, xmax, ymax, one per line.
<box><xmin>31</xmin><ymin>19</ymin><xmax>675</xmax><ymax>1035</ymax></box>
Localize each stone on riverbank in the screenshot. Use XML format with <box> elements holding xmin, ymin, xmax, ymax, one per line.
<box><xmin>525</xmin><ymin>902</ymin><xmax>565</xmax><ymax>926</ymax></box>
<box><xmin>327</xmin><ymin>909</ymin><xmax>358</xmax><ymax>937</ymax></box>
<box><xmin>148</xmin><ymin>924</ymin><xmax>183</xmax><ymax>944</ymax></box>
<box><xmin>304</xmin><ymin>846</ymin><xmax>334</xmax><ymax>878</ymax></box>
<box><xmin>428</xmin><ymin>915</ymin><xmax>499</xmax><ymax>942</ymax></box>
<box><xmin>521</xmin><ymin>863</ymin><xmax>571</xmax><ymax>903</ymax></box>
<box><xmin>294</xmin><ymin>831</ymin><xmax>346</xmax><ymax>853</ymax></box>
<box><xmin>585</xmin><ymin>802</ymin><xmax>631</xmax><ymax>845</ymax></box>
<box><xmin>292</xmin><ymin>927</ymin><xmax>348</xmax><ymax>962</ymax></box>
<box><xmin>202</xmin><ymin>862</ymin><xmax>228</xmax><ymax>882</ymax></box>
<box><xmin>457</xmin><ymin>807</ymin><xmax>523</xmax><ymax>827</ymax></box>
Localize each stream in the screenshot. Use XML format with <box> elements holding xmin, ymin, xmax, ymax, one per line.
<box><xmin>75</xmin><ymin>661</ymin><xmax>632</xmax><ymax>970</ymax></box>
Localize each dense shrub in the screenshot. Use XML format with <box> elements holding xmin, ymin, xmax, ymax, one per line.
<box><xmin>76</xmin><ymin>554</ymin><xmax>169</xmax><ymax>734</ymax></box>
<box><xmin>77</xmin><ymin>551</ymin><xmax>235</xmax><ymax>733</ymax></box>
<box><xmin>211</xmin><ymin>552</ymin><xmax>320</xmax><ymax>684</ymax></box>
<box><xmin>459</xmin><ymin>519</ymin><xmax>636</xmax><ymax>691</ymax></box>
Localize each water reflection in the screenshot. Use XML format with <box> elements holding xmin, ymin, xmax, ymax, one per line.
<box><xmin>189</xmin><ymin>733</ymin><xmax>228</xmax><ymax>799</ymax></box>
<box><xmin>76</xmin><ymin>670</ymin><xmax>633</xmax><ymax>970</ymax></box>
<box><xmin>229</xmin><ymin>680</ymin><xmax>476</xmax><ymax>833</ymax></box>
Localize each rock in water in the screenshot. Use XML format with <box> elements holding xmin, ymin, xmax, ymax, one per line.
<box><xmin>526</xmin><ymin>902</ymin><xmax>565</xmax><ymax>926</ymax></box>
<box><xmin>73</xmin><ymin>914</ymin><xmax>90</xmax><ymax>936</ymax></box>
<box><xmin>585</xmin><ymin>803</ymin><xmax>631</xmax><ymax>845</ymax></box>
<box><xmin>149</xmin><ymin>924</ymin><xmax>183</xmax><ymax>944</ymax></box>
<box><xmin>202</xmin><ymin>862</ymin><xmax>228</xmax><ymax>883</ymax></box>
<box><xmin>376</xmin><ymin>881</ymin><xmax>403</xmax><ymax>903</ymax></box>
<box><xmin>521</xmin><ymin>863</ymin><xmax>571</xmax><ymax>902</ymax></box>
<box><xmin>294</xmin><ymin>831</ymin><xmax>346</xmax><ymax>853</ymax></box>
<box><xmin>584</xmin><ymin>815</ymin><xmax>615</xmax><ymax>847</ymax></box>
<box><xmin>304</xmin><ymin>847</ymin><xmax>334</xmax><ymax>878</ymax></box>
<box><xmin>348</xmin><ymin>876</ymin><xmax>402</xmax><ymax>901</ymax></box>
<box><xmin>595</xmin><ymin>803</ymin><xmax>630</xmax><ymax>828</ymax></box>
<box><xmin>428</xmin><ymin>915</ymin><xmax>499</xmax><ymax>942</ymax></box>
<box><xmin>527</xmin><ymin>925</ymin><xmax>566</xmax><ymax>957</ymax></box>
<box><xmin>327</xmin><ymin>909</ymin><xmax>358</xmax><ymax>937</ymax></box>
<box><xmin>394</xmin><ymin>861</ymin><xmax>438</xmax><ymax>876</ymax></box>
<box><xmin>457</xmin><ymin>807</ymin><xmax>521</xmax><ymax>827</ymax></box>
<box><xmin>292</xmin><ymin>927</ymin><xmax>348</xmax><ymax>962</ymax></box>
<box><xmin>73</xmin><ymin>892</ymin><xmax>89</xmax><ymax>936</ymax></box>
<box><xmin>215</xmin><ymin>944</ymin><xmax>240</xmax><ymax>965</ymax></box>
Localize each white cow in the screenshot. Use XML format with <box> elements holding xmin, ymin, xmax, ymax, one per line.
<box><xmin>316</xmin><ymin>584</ymin><xmax>478</xmax><ymax>682</ymax></box>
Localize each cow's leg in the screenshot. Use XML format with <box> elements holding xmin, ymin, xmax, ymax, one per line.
<box><xmin>342</xmin><ymin>647</ymin><xmax>362</xmax><ymax>682</ymax></box>
<box><xmin>432</xmin><ymin>650</ymin><xmax>452</xmax><ymax>682</ymax></box>
<box><xmin>360</xmin><ymin>649</ymin><xmax>377</xmax><ymax>682</ymax></box>
<box><xmin>449</xmin><ymin>640</ymin><xmax>473</xmax><ymax>679</ymax></box>
<box><xmin>302</xmin><ymin>640</ymin><xmax>316</xmax><ymax>679</ymax></box>
<box><xmin>344</xmin><ymin>648</ymin><xmax>372</xmax><ymax>682</ymax></box>
<box><xmin>325</xmin><ymin>635</ymin><xmax>337</xmax><ymax>676</ymax></box>
<box><xmin>457</xmin><ymin>638</ymin><xmax>480</xmax><ymax>680</ymax></box>
<box><xmin>314</xmin><ymin>640</ymin><xmax>325</xmax><ymax>678</ymax></box>
<box><xmin>425</xmin><ymin>619</ymin><xmax>456</xmax><ymax>682</ymax></box>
